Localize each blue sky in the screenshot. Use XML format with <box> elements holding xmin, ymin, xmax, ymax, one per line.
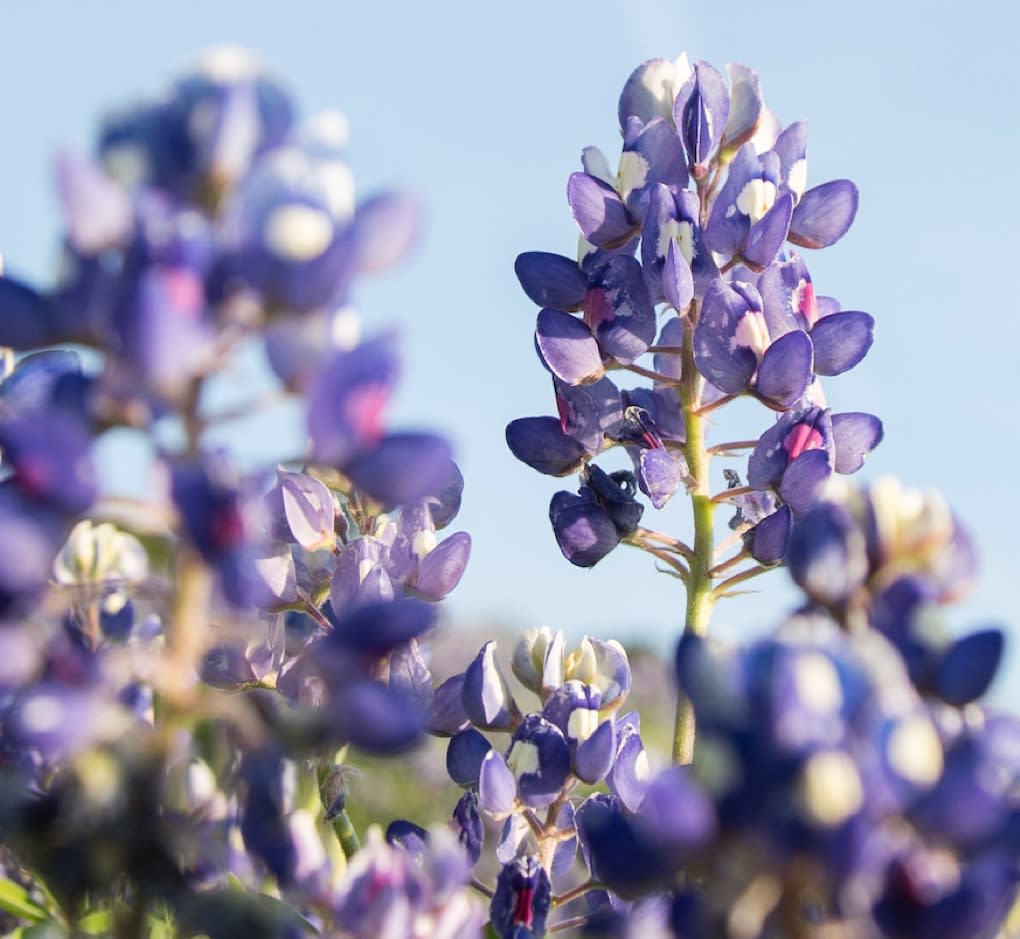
<box><xmin>1</xmin><ymin>1</ymin><xmax>1017</xmax><ymax>699</ymax></box>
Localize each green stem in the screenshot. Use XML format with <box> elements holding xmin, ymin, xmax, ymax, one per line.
<box><xmin>330</xmin><ymin>810</ymin><xmax>362</xmax><ymax>858</ymax></box>
<box><xmin>673</xmin><ymin>305</ymin><xmax>718</xmax><ymax>765</ymax></box>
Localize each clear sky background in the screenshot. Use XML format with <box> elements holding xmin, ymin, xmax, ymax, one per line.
<box><xmin>1</xmin><ymin>1</ymin><xmax>1018</xmax><ymax>701</ymax></box>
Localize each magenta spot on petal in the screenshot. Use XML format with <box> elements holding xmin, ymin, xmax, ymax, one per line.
<box><xmin>162</xmin><ymin>268</ymin><xmax>205</xmax><ymax>317</ymax></box>
<box><xmin>783</xmin><ymin>422</ymin><xmax>824</xmax><ymax>461</ymax></box>
<box><xmin>797</xmin><ymin>279</ymin><xmax>818</xmax><ymax>327</ymax></box>
<box><xmin>16</xmin><ymin>456</ymin><xmax>53</xmax><ymax>499</ymax></box>
<box><xmin>343</xmin><ymin>386</ymin><xmax>389</xmax><ymax>442</ymax></box>
<box><xmin>208</xmin><ymin>505</ymin><xmax>246</xmax><ymax>551</ymax></box>
<box><xmin>514</xmin><ymin>884</ymin><xmax>536</xmax><ymax>927</ymax></box>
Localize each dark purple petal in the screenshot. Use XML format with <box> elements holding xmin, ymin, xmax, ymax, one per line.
<box><xmin>351</xmin><ymin>190</ymin><xmax>422</xmax><ymax>274</ymax></box>
<box><xmin>778</xmin><ymin>448</ymin><xmax>832</xmax><ymax>513</ymax></box>
<box><xmin>747</xmin><ymin>504</ymin><xmax>792</xmax><ymax>565</ymax></box>
<box><xmin>446</xmin><ymin>727</ymin><xmax>494</xmax><ymax>788</ymax></box>
<box><xmin>789</xmin><ymin>179</ymin><xmax>859</xmax><ymax>249</ymax></box>
<box><xmin>935</xmin><ymin>629</ymin><xmax>1004</xmax><ymax>706</ymax></box>
<box><xmin>555</xmin><ymin>375</ymin><xmax>623</xmax><ymax>454</ymax></box>
<box><xmin>703</xmin><ymin>143</ymin><xmax>757</xmax><ymax>256</ymax></box>
<box><xmin>743</xmin><ymin>191</ymin><xmax>794</xmax><ymax>271</ymax></box>
<box><xmin>663</xmin><ymin>239</ymin><xmax>694</xmax><ymax>311</ymax></box>
<box><xmin>490</xmin><ymin>856</ymin><xmax>551</xmax><ymax>938</ymax></box>
<box><xmin>584</xmin><ymin>464</ymin><xmax>644</xmax><ymax>537</ymax></box>
<box><xmin>535</xmin><ymin>308</ymin><xmax>604</xmax><ymax>385</ymax></box>
<box><xmin>414</xmin><ymin>531</ymin><xmax>471</xmax><ymax>601</ymax></box>
<box><xmin>567</xmin><ymin>172</ymin><xmax>634</xmax><ymax>247</ymax></box>
<box><xmin>506</xmin><ymin>416</ymin><xmax>587</xmax><ymax>476</ymax></box>
<box><xmin>811</xmin><ymin>311</ymin><xmax>875</xmax><ymax>376</ymax></box>
<box><xmin>345</xmin><ymin>432</ymin><xmax>453</xmax><ymax>506</ymax></box>
<box><xmin>693</xmin><ymin>280</ymin><xmax>760</xmax><ymax>393</ymax></box>
<box><xmin>673</xmin><ymin>61</ymin><xmax>730</xmax><ymax>173</ymax></box>
<box><xmin>635</xmin><ymin>766</ymin><xmax>716</xmax><ymax>863</ymax></box>
<box><xmin>426</xmin><ymin>673</ymin><xmax>470</xmax><ymax>736</ymax></box>
<box><xmin>577</xmin><ymin>800</ymin><xmax>665</xmax><ymax>900</ymax></box>
<box><xmin>586</xmin><ymin>255</ymin><xmax>655</xmax><ymax>365</ymax></box>
<box><xmin>514</xmin><ymin>251</ymin><xmax>587</xmax><ymax>310</ymax></box>
<box><xmin>327</xmin><ymin>597</ymin><xmax>437</xmax><ymax>657</ymax></box>
<box><xmin>831</xmin><ymin>412</ymin><xmax>884</xmax><ymax>474</ymax></box>
<box><xmin>329</xmin><ymin>680</ymin><xmax>424</xmax><ymax>754</ymax></box>
<box><xmin>754</xmin><ymin>329</ymin><xmax>813</xmax><ymax>408</ymax></box>
<box><xmin>426</xmin><ymin>459</ymin><xmax>464</xmax><ymax>529</ymax></box>
<box><xmin>549</xmin><ymin>490</ymin><xmax>620</xmax><ymax>568</ymax></box>
<box><xmin>619</xmin><ymin>118</ymin><xmax>689</xmax><ymax>215</ymax></box>
<box><xmin>508</xmin><ymin>715</ymin><xmax>571</xmax><ymax>808</ymax></box>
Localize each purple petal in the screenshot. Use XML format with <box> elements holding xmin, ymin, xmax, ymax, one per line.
<box><xmin>279</xmin><ymin>471</ymin><xmax>335</xmax><ymax>551</ymax></box>
<box><xmin>673</xmin><ymin>61</ymin><xmax>730</xmax><ymax>173</ymax></box>
<box><xmin>414</xmin><ymin>531</ymin><xmax>471</xmax><ymax>601</ymax></box>
<box><xmin>619</xmin><ymin>118</ymin><xmax>689</xmax><ymax>215</ymax></box>
<box><xmin>748</xmin><ymin>505</ymin><xmax>792</xmax><ymax>565</ymax></box>
<box><xmin>575</xmin><ymin>719</ymin><xmax>617</xmax><ymax>784</ymax></box>
<box><xmin>567</xmin><ymin>172</ymin><xmax>634</xmax><ymax>247</ymax></box>
<box><xmin>330</xmin><ymin>680</ymin><xmax>424</xmax><ymax>755</ymax></box>
<box><xmin>743</xmin><ymin>191</ymin><xmax>794</xmax><ymax>271</ymax></box>
<box><xmin>831</xmin><ymin>412</ymin><xmax>884</xmax><ymax>474</ymax></box>
<box><xmin>426</xmin><ymin>673</ymin><xmax>470</xmax><ymax>736</ymax></box>
<box><xmin>55</xmin><ymin>151</ymin><xmax>133</xmax><ymax>255</ymax></box>
<box><xmin>637</xmin><ymin>446</ymin><xmax>684</xmax><ymax>509</ymax></box>
<box><xmin>778</xmin><ymin>448</ymin><xmax>832</xmax><ymax>513</ymax></box>
<box><xmin>693</xmin><ymin>280</ymin><xmax>761</xmax><ymax>393</ymax></box>
<box><xmin>789</xmin><ymin>501</ymin><xmax>868</xmax><ymax>604</ymax></box>
<box><xmin>549</xmin><ymin>490</ymin><xmax>621</xmax><ymax>568</ymax></box>
<box><xmin>555</xmin><ymin>376</ymin><xmax>623</xmax><ymax>454</ymax></box>
<box><xmin>506</xmin><ymin>416</ymin><xmax>587</xmax><ymax>476</ymax></box>
<box><xmin>811</xmin><ymin>311</ymin><xmax>875</xmax><ymax>376</ymax></box>
<box><xmin>515</xmin><ymin>252</ymin><xmax>587</xmax><ymax>310</ymax></box>
<box><xmin>618</xmin><ymin>57</ymin><xmax>682</xmax><ymax>127</ymax></box>
<box><xmin>462</xmin><ymin>641</ymin><xmax>518</xmax><ymax>731</ymax></box>
<box><xmin>586</xmin><ymin>254</ymin><xmax>656</xmax><ymax>365</ymax></box>
<box><xmin>663</xmin><ymin>239</ymin><xmax>694</xmax><ymax>311</ymax></box>
<box><xmin>703</xmin><ymin>143</ymin><xmax>757</xmax><ymax>255</ymax></box>
<box><xmin>936</xmin><ymin>629</ymin><xmax>1004</xmax><ymax>707</ymax></box>
<box><xmin>535</xmin><ymin>308</ymin><xmax>604</xmax><ymax>385</ymax></box>
<box><xmin>328</xmin><ymin>597</ymin><xmax>437</xmax><ymax>657</ymax></box>
<box><xmin>478</xmin><ymin>750</ymin><xmax>517</xmax><ymax>818</ymax></box>
<box><xmin>345</xmin><ymin>432</ymin><xmax>453</xmax><ymax>506</ymax></box>
<box><xmin>351</xmin><ymin>191</ymin><xmax>423</xmax><ymax>274</ymax></box>
<box><xmin>446</xmin><ymin>727</ymin><xmax>494</xmax><ymax>788</ymax></box>
<box><xmin>755</xmin><ymin>329</ymin><xmax>813</xmax><ymax>408</ymax></box>
<box><xmin>789</xmin><ymin>179</ymin><xmax>859</xmax><ymax>249</ymax></box>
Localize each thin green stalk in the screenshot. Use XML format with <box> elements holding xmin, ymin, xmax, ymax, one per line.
<box><xmin>673</xmin><ymin>305</ymin><xmax>718</xmax><ymax>765</ymax></box>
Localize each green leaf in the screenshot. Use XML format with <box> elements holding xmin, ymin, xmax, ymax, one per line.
<box><xmin>0</xmin><ymin>878</ymin><xmax>48</xmax><ymax>924</ymax></box>
<box><xmin>77</xmin><ymin>908</ymin><xmax>113</xmax><ymax>935</ymax></box>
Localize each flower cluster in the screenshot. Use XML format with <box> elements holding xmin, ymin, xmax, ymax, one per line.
<box><xmin>508</xmin><ymin>54</ymin><xmax>882</xmax><ymax>571</ymax></box>
<box><xmin>0</xmin><ymin>48</ymin><xmax>477</xmax><ymax>936</ymax></box>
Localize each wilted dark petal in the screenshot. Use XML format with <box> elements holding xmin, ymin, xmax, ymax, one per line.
<box><xmin>327</xmin><ymin>597</ymin><xmax>437</xmax><ymax>657</ymax></box>
<box><xmin>747</xmin><ymin>504</ymin><xmax>793</xmax><ymax>565</ymax></box>
<box><xmin>478</xmin><ymin>750</ymin><xmax>517</xmax><ymax>818</ymax></box>
<box><xmin>426</xmin><ymin>673</ymin><xmax>470</xmax><ymax>736</ymax></box>
<box><xmin>452</xmin><ymin>791</ymin><xmax>484</xmax><ymax>865</ymax></box>
<box><xmin>549</xmin><ymin>490</ymin><xmax>620</xmax><ymax>568</ymax></box>
<box><xmin>575</xmin><ymin>719</ymin><xmax>617</xmax><ymax>784</ymax></box>
<box><xmin>462</xmin><ymin>641</ymin><xmax>518</xmax><ymax>731</ymax></box>
<box><xmin>812</xmin><ymin>311</ymin><xmax>875</xmax><ymax>376</ymax></box>
<box><xmin>755</xmin><ymin>329</ymin><xmax>813</xmax><ymax>408</ymax></box>
<box><xmin>446</xmin><ymin>728</ymin><xmax>493</xmax><ymax>788</ymax></box>
<box><xmin>673</xmin><ymin>61</ymin><xmax>730</xmax><ymax>171</ymax></box>
<box><xmin>345</xmin><ymin>432</ymin><xmax>452</xmax><ymax>506</ymax></box>
<box><xmin>586</xmin><ymin>255</ymin><xmax>656</xmax><ymax>365</ymax></box>
<box><xmin>329</xmin><ymin>680</ymin><xmax>424</xmax><ymax>754</ymax></box>
<box><xmin>721</xmin><ymin>63</ymin><xmax>763</xmax><ymax>152</ymax></box>
<box><xmin>788</xmin><ymin>179</ymin><xmax>859</xmax><ymax>249</ymax></box>
<box><xmin>618</xmin><ymin>57</ymin><xmax>682</xmax><ymax>127</ymax></box>
<box><xmin>567</xmin><ymin>172</ymin><xmax>634</xmax><ymax>247</ymax></box>
<box><xmin>743</xmin><ymin>191</ymin><xmax>794</xmax><ymax>271</ymax></box>
<box><xmin>935</xmin><ymin>629</ymin><xmax>1004</xmax><ymax>706</ymax></box>
<box><xmin>515</xmin><ymin>252</ymin><xmax>588</xmax><ymax>310</ymax></box>
<box><xmin>414</xmin><ymin>532</ymin><xmax>471</xmax><ymax>601</ymax></box>
<box><xmin>779</xmin><ymin>448</ymin><xmax>832</xmax><ymax>513</ymax></box>
<box><xmin>586</xmin><ymin>465</ymin><xmax>644</xmax><ymax>537</ymax></box>
<box><xmin>831</xmin><ymin>412</ymin><xmax>883</xmax><ymax>474</ymax></box>
<box><xmin>506</xmin><ymin>416</ymin><xmax>587</xmax><ymax>477</ymax></box>
<box><xmin>351</xmin><ymin>190</ymin><xmax>422</xmax><ymax>274</ymax></box>
<box><xmin>637</xmin><ymin>446</ymin><xmax>684</xmax><ymax>509</ymax></box>
<box><xmin>625</xmin><ymin>386</ymin><xmax>684</xmax><ymax>443</ymax></box>
<box><xmin>789</xmin><ymin>501</ymin><xmax>868</xmax><ymax>605</ymax></box>
<box><xmin>534</xmin><ymin>308</ymin><xmax>604</xmax><ymax>385</ymax></box>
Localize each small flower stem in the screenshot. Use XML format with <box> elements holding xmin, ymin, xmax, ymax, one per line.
<box><xmin>330</xmin><ymin>809</ymin><xmax>362</xmax><ymax>858</ymax></box>
<box><xmin>710</xmin><ymin>484</ymin><xmax>757</xmax><ymax>504</ymax></box>
<box><xmin>707</xmin><ymin>439</ymin><xmax>759</xmax><ymax>455</ymax></box>
<box><xmin>714</xmin><ymin>563</ymin><xmax>771</xmax><ymax>597</ymax></box>
<box><xmin>622</xmin><ymin>362</ymin><xmax>683</xmax><ymax>385</ymax></box>
<box><xmin>550</xmin><ymin>915</ymin><xmax>593</xmax><ymax>933</ymax></box>
<box><xmin>553</xmin><ymin>879</ymin><xmax>603</xmax><ymax>907</ymax></box>
<box><xmin>470</xmin><ymin>878</ymin><xmax>494</xmax><ymax>899</ymax></box>
<box><xmin>674</xmin><ymin>305</ymin><xmax>717</xmax><ymax>765</ymax></box>
<box><xmin>633</xmin><ymin>526</ymin><xmax>694</xmax><ymax>560</ymax></box>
